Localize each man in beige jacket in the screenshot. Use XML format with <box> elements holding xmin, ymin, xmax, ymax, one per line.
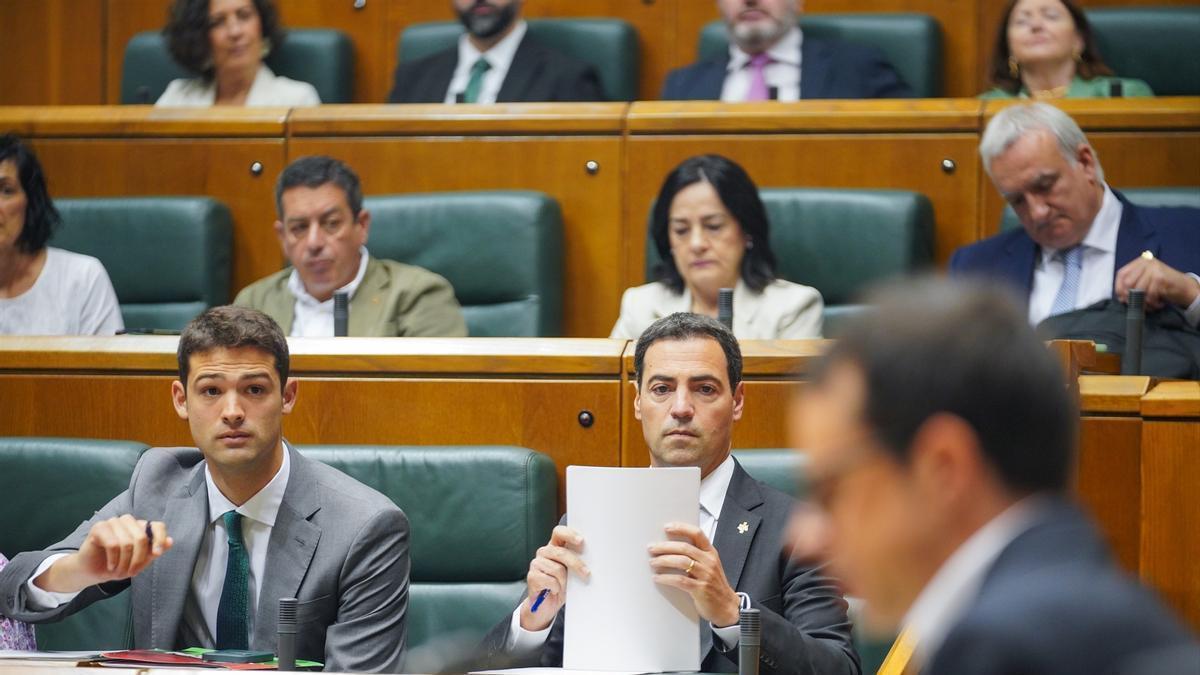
<box><xmin>235</xmin><ymin>155</ymin><xmax>467</xmax><ymax>337</ymax></box>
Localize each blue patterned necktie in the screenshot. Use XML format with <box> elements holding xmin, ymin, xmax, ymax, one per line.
<box><xmin>1049</xmin><ymin>245</ymin><xmax>1084</xmax><ymax>316</ymax></box>
<box><xmin>215</xmin><ymin>510</ymin><xmax>249</xmax><ymax>649</ymax></box>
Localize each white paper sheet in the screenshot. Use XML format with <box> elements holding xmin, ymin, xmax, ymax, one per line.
<box><xmin>563</xmin><ymin>465</ymin><xmax>701</xmax><ymax>672</ymax></box>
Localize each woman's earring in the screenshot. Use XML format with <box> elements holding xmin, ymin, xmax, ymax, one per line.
<box><xmin>746</xmin><ymin>240</ymin><xmax>754</xmax><ymax>250</ymax></box>
<box><xmin>1008</xmin><ymin>57</ymin><xmax>1019</xmax><ymax>78</ymax></box>
<box><xmin>261</xmin><ymin>38</ymin><xmax>272</xmax><ymax>59</ymax></box>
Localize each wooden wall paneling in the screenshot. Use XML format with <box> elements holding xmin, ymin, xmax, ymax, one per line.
<box><xmin>276</xmin><ymin>0</ymin><xmax>390</xmax><ymax>104</ymax></box>
<box><xmin>1140</xmin><ymin>416</ymin><xmax>1200</xmax><ymax>633</ymax></box>
<box><xmin>625</xmin><ymin>101</ymin><xmax>982</xmax><ymax>285</ymax></box>
<box><xmin>104</xmin><ymin>0</ymin><xmax>171</xmax><ymax>104</ymax></box>
<box><xmin>0</xmin><ymin>0</ymin><xmax>105</xmax><ymax>105</ymax></box>
<box><xmin>287</xmin><ymin>104</ymin><xmax>627</xmax><ymax>338</ymax></box>
<box><xmin>1076</xmin><ymin>415</ymin><xmax>1141</xmax><ymax>575</ymax></box>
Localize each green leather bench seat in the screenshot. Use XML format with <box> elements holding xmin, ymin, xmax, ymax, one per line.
<box><xmin>121</xmin><ymin>29</ymin><xmax>355</xmax><ymax>104</ymax></box>
<box><xmin>1000</xmin><ymin>186</ymin><xmax>1200</xmax><ymax>232</ymax></box>
<box><xmin>1088</xmin><ymin>7</ymin><xmax>1200</xmax><ymax>96</ymax></box>
<box><xmin>646</xmin><ymin>188</ymin><xmax>934</xmax><ymax>336</ymax></box>
<box><xmin>365</xmin><ymin>191</ymin><xmax>564</xmax><ymax>337</ymax></box>
<box><xmin>0</xmin><ymin>437</ymin><xmax>148</xmax><ymax>650</ymax></box>
<box><xmin>51</xmin><ymin>197</ymin><xmax>232</xmax><ymax>331</ymax></box>
<box><xmin>297</xmin><ymin>445</ymin><xmax>557</xmax><ymax>669</ymax></box>
<box><xmin>698</xmin><ymin>14</ymin><xmax>944</xmax><ymax>97</ymax></box>
<box><xmin>398</xmin><ymin>19</ymin><xmax>639</xmax><ymax>102</ymax></box>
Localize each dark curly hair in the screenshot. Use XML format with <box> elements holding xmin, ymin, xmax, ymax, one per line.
<box><xmin>0</xmin><ymin>133</ymin><xmax>60</xmax><ymax>255</ymax></box>
<box><xmin>989</xmin><ymin>0</ymin><xmax>1113</xmax><ymax>95</ymax></box>
<box><xmin>163</xmin><ymin>0</ymin><xmax>285</xmax><ymax>80</ymax></box>
<box><xmin>650</xmin><ymin>154</ymin><xmax>777</xmax><ymax>294</ymax></box>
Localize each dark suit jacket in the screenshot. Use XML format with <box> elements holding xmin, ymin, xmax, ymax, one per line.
<box><xmin>0</xmin><ymin>446</ymin><xmax>410</xmax><ymax>673</ymax></box>
<box><xmin>388</xmin><ymin>32</ymin><xmax>606</xmax><ymax>103</ymax></box>
<box><xmin>949</xmin><ymin>192</ymin><xmax>1200</xmax><ymax>305</ymax></box>
<box><xmin>660</xmin><ymin>36</ymin><xmax>912</xmax><ymax>100</ymax></box>
<box><xmin>927</xmin><ymin>500</ymin><xmax>1193</xmax><ymax>675</ymax></box>
<box><xmin>475</xmin><ymin>460</ymin><xmax>860</xmax><ymax>675</ymax></box>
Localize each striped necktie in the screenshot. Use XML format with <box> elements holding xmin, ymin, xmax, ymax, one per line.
<box><xmin>1049</xmin><ymin>245</ymin><xmax>1084</xmax><ymax>316</ymax></box>
<box><xmin>215</xmin><ymin>510</ymin><xmax>250</xmax><ymax>649</ymax></box>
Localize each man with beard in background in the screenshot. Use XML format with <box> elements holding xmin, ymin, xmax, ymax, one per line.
<box><xmin>388</xmin><ymin>0</ymin><xmax>606</xmax><ymax>103</ymax></box>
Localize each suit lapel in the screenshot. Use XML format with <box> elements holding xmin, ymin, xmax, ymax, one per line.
<box><xmin>1003</xmin><ymin>232</ymin><xmax>1039</xmax><ymax>302</ymax></box>
<box><xmin>252</xmin><ymin>445</ymin><xmax>321</xmax><ymax>648</ymax></box>
<box><xmin>498</xmin><ymin>35</ymin><xmax>542</xmax><ymax>102</ymax></box>
<box><xmin>697</xmin><ymin>59</ymin><xmax>728</xmax><ymax>100</ymax></box>
<box><xmin>799</xmin><ymin>39</ymin><xmax>832</xmax><ymax>99</ymax></box>
<box><xmin>427</xmin><ymin>50</ymin><xmax>459</xmax><ymax>102</ymax></box>
<box><xmin>151</xmin><ymin>466</ymin><xmax>209</xmax><ymax>648</ymax></box>
<box><xmin>348</xmin><ymin>257</ymin><xmax>387</xmax><ymax>336</ymax></box>
<box><xmin>712</xmin><ymin>462</ymin><xmax>765</xmax><ymax>591</ymax></box>
<box><xmin>1112</xmin><ymin>192</ymin><xmax>1158</xmax><ymax>274</ymax></box>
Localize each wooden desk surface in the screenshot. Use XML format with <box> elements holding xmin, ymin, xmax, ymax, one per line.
<box><xmin>288</xmin><ymin>103</ymin><xmax>628</xmax><ymax>136</ymax></box>
<box><xmin>0</xmin><ymin>106</ymin><xmax>289</xmax><ymax>137</ymax></box>
<box><xmin>626</xmin><ymin>99</ymin><xmax>982</xmax><ymax>133</ymax></box>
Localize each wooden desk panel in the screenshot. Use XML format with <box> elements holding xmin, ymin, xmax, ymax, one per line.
<box><xmin>0</xmin><ymin>0</ymin><xmax>105</xmax><ymax>105</ymax></box>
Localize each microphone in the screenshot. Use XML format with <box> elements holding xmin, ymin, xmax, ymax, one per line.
<box><xmin>1109</xmin><ymin>80</ymin><xmax>1124</xmax><ymax>97</ymax></box>
<box><xmin>739</xmin><ymin>607</ymin><xmax>760</xmax><ymax>675</ymax></box>
<box><xmin>135</xmin><ymin>86</ymin><xmax>151</xmax><ymax>104</ymax></box>
<box><xmin>1121</xmin><ymin>288</ymin><xmax>1145</xmax><ymax>375</ymax></box>
<box><xmin>718</xmin><ymin>288</ymin><xmax>734</xmax><ymax>330</ymax></box>
<box><xmin>455</xmin><ymin>92</ymin><xmax>466</xmax><ymax>104</ymax></box>
<box><xmin>277</xmin><ymin>597</ymin><xmax>297</xmax><ymax>671</ymax></box>
<box><xmin>333</xmin><ymin>291</ymin><xmax>349</xmax><ymax>337</ymax></box>
<box><xmin>768</xmin><ymin>85</ymin><xmax>779</xmax><ymax>101</ymax></box>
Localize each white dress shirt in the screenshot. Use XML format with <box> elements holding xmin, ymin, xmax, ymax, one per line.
<box><xmin>444</xmin><ymin>21</ymin><xmax>528</xmax><ymax>104</ymax></box>
<box><xmin>25</xmin><ymin>446</ymin><xmax>291</xmax><ymax>649</ymax></box>
<box><xmin>901</xmin><ymin>497</ymin><xmax>1043</xmax><ymax>670</ymax></box>
<box><xmin>506</xmin><ymin>455</ymin><xmax>747</xmax><ymax>655</ymax></box>
<box><xmin>721</xmin><ymin>27</ymin><xmax>803</xmax><ymax>102</ymax></box>
<box><xmin>287</xmin><ymin>246</ymin><xmax>369</xmax><ymax>337</ymax></box>
<box><xmin>1029</xmin><ymin>185</ymin><xmax>1122</xmax><ymax>325</ymax></box>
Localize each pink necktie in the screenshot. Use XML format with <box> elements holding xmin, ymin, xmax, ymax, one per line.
<box><xmin>746</xmin><ymin>52</ymin><xmax>773</xmax><ymax>101</ymax></box>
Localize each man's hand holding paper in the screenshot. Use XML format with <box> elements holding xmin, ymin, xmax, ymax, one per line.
<box><xmin>649</xmin><ymin>521</ymin><xmax>740</xmax><ymax>628</ymax></box>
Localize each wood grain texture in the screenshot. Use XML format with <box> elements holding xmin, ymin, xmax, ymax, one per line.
<box><xmin>287</xmin><ymin>103</ymin><xmax>627</xmax><ymax>135</ymax></box>
<box><xmin>287</xmin><ymin>135</ymin><xmax>625</xmax><ymax>338</ymax></box>
<box><xmin>626</xmin><ymin>99</ymin><xmax>981</xmax><ymax>133</ymax></box>
<box><xmin>1077</xmin><ymin>415</ymin><xmax>1141</xmax><ymax>575</ymax></box>
<box><xmin>1140</xmin><ymin>420</ymin><xmax>1200</xmax><ymax>633</ymax></box>
<box><xmin>103</xmin><ymin>0</ymin><xmax>172</xmax><ymax>104</ymax></box>
<box><xmin>1141</xmin><ymin>381</ymin><xmax>1200</xmax><ymax>418</ymax></box>
<box><xmin>276</xmin><ymin>0</ymin><xmax>390</xmax><ymax>104</ymax></box>
<box><xmin>1079</xmin><ymin>376</ymin><xmax>1152</xmax><ymax>414</ymax></box>
<box><xmin>0</xmin><ymin>0</ymin><xmax>106</xmax><ymax>105</ymax></box>
<box><xmin>0</xmin><ymin>106</ymin><xmax>288</xmax><ymax>138</ymax></box>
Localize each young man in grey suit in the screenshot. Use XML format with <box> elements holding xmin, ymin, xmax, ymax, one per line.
<box><xmin>793</xmin><ymin>279</ymin><xmax>1193</xmax><ymax>674</ymax></box>
<box><xmin>0</xmin><ymin>306</ymin><xmax>409</xmax><ymax>671</ymax></box>
<box><xmin>477</xmin><ymin>313</ymin><xmax>859</xmax><ymax>674</ymax></box>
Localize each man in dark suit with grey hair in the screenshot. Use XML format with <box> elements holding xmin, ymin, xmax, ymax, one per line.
<box><xmin>0</xmin><ymin>306</ymin><xmax>409</xmax><ymax>672</ymax></box>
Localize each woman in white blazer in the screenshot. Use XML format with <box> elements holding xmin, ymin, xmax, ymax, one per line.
<box><xmin>611</xmin><ymin>154</ymin><xmax>824</xmax><ymax>339</ymax></box>
<box><xmin>156</xmin><ymin>0</ymin><xmax>319</xmax><ymax>108</ymax></box>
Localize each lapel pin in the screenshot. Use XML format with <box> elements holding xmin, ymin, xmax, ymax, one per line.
<box><xmin>1141</xmin><ymin>250</ymin><xmax>1155</xmax><ymax>260</ymax></box>
<box><xmin>737</xmin><ymin>521</ymin><xmax>749</xmax><ymax>534</ymax></box>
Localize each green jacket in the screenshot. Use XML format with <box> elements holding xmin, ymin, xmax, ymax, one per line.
<box><xmin>234</xmin><ymin>255</ymin><xmax>468</xmax><ymax>337</ymax></box>
<box><xmin>979</xmin><ymin>75</ymin><xmax>1154</xmax><ymax>99</ymax></box>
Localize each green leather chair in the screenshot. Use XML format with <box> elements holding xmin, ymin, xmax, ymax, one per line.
<box><xmin>0</xmin><ymin>437</ymin><xmax>148</xmax><ymax>650</ymax></box>
<box><xmin>121</xmin><ymin>29</ymin><xmax>354</xmax><ymax>104</ymax></box>
<box><xmin>733</xmin><ymin>449</ymin><xmax>893</xmax><ymax>675</ymax></box>
<box><xmin>697</xmin><ymin>14</ymin><xmax>943</xmax><ymax>97</ymax></box>
<box><xmin>646</xmin><ymin>188</ymin><xmax>934</xmax><ymax>336</ymax></box>
<box><xmin>397</xmin><ymin>19</ymin><xmax>639</xmax><ymax>102</ymax></box>
<box><xmin>365</xmin><ymin>191</ymin><xmax>564</xmax><ymax>337</ymax></box>
<box><xmin>51</xmin><ymin>197</ymin><xmax>233</xmax><ymax>331</ymax></box>
<box><xmin>1088</xmin><ymin>7</ymin><xmax>1200</xmax><ymax>96</ymax></box>
<box><xmin>297</xmin><ymin>446</ymin><xmax>557</xmax><ymax>672</ymax></box>
<box><xmin>999</xmin><ymin>186</ymin><xmax>1200</xmax><ymax>232</ymax></box>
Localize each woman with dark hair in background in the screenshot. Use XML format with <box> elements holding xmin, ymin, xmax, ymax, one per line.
<box><xmin>981</xmin><ymin>0</ymin><xmax>1152</xmax><ymax>99</ymax></box>
<box><xmin>0</xmin><ymin>135</ymin><xmax>123</xmax><ymax>335</ymax></box>
<box><xmin>157</xmin><ymin>0</ymin><xmax>319</xmax><ymax>107</ymax></box>
<box><xmin>610</xmin><ymin>154</ymin><xmax>823</xmax><ymax>339</ymax></box>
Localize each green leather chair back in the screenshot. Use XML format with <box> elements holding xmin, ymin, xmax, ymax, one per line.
<box><xmin>51</xmin><ymin>197</ymin><xmax>233</xmax><ymax>331</ymax></box>
<box><xmin>121</xmin><ymin>29</ymin><xmax>354</xmax><ymax>103</ymax></box>
<box><xmin>397</xmin><ymin>19</ymin><xmax>639</xmax><ymax>101</ymax></box>
<box><xmin>1088</xmin><ymin>7</ymin><xmax>1200</xmax><ymax>96</ymax></box>
<box><xmin>365</xmin><ymin>191</ymin><xmax>564</xmax><ymax>336</ymax></box>
<box><xmin>297</xmin><ymin>446</ymin><xmax>557</xmax><ymax>670</ymax></box>
<box><xmin>698</xmin><ymin>14</ymin><xmax>943</xmax><ymax>97</ymax></box>
<box><xmin>646</xmin><ymin>188</ymin><xmax>934</xmax><ymax>335</ymax></box>
<box><xmin>999</xmin><ymin>186</ymin><xmax>1200</xmax><ymax>232</ymax></box>
<box><xmin>0</xmin><ymin>437</ymin><xmax>148</xmax><ymax>650</ymax></box>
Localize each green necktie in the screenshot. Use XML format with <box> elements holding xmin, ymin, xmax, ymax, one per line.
<box><xmin>462</xmin><ymin>56</ymin><xmax>492</xmax><ymax>103</ymax></box>
<box><xmin>216</xmin><ymin>510</ymin><xmax>249</xmax><ymax>649</ymax></box>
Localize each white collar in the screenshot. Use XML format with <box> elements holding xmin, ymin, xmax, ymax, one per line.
<box><xmin>902</xmin><ymin>496</ymin><xmax>1045</xmax><ymax>666</ymax></box>
<box><xmin>699</xmin><ymin>454</ymin><xmax>737</xmax><ymax>522</ymax></box>
<box><xmin>203</xmin><ymin>440</ymin><xmax>292</xmax><ymax>528</ymax></box>
<box><xmin>1039</xmin><ymin>184</ymin><xmax>1122</xmax><ymax>264</ymax></box>
<box><xmin>456</xmin><ymin>20</ymin><xmax>528</xmax><ymax>72</ymax></box>
<box><xmin>287</xmin><ymin>245</ymin><xmax>370</xmax><ymax>308</ymax></box>
<box><xmin>728</xmin><ymin>26</ymin><xmax>802</xmax><ymax>71</ymax></box>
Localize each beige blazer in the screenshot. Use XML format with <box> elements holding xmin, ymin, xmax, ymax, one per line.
<box><xmin>234</xmin><ymin>256</ymin><xmax>468</xmax><ymax>337</ymax></box>
<box><xmin>156</xmin><ymin>65</ymin><xmax>320</xmax><ymax>107</ymax></box>
<box><xmin>610</xmin><ymin>278</ymin><xmax>823</xmax><ymax>339</ymax></box>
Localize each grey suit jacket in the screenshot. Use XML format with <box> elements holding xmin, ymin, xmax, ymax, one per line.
<box><xmin>475</xmin><ymin>460</ymin><xmax>860</xmax><ymax>675</ymax></box>
<box><xmin>0</xmin><ymin>445</ymin><xmax>409</xmax><ymax>672</ymax></box>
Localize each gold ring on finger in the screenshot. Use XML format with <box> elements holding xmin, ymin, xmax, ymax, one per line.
<box><xmin>686</xmin><ymin>559</ymin><xmax>696</xmax><ymax>576</ymax></box>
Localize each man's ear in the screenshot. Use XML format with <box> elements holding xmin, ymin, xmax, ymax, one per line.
<box><xmin>273</xmin><ymin>220</ymin><xmax>287</xmax><ymax>253</ymax></box>
<box><xmin>633</xmin><ymin>381</ymin><xmax>642</xmax><ymax>421</ymax></box>
<box><xmin>171</xmin><ymin>380</ymin><xmax>189</xmax><ymax>420</ymax></box>
<box><xmin>357</xmin><ymin>208</ymin><xmax>371</xmax><ymax>242</ymax></box>
<box><xmin>731</xmin><ymin>381</ymin><xmax>745</xmax><ymax>421</ymax></box>
<box><xmin>281</xmin><ymin>377</ymin><xmax>299</xmax><ymax>414</ymax></box>
<box><xmin>908</xmin><ymin>412</ymin><xmax>984</xmax><ymax>511</ymax></box>
<box><xmin>1076</xmin><ymin>143</ymin><xmax>1100</xmax><ymax>182</ymax></box>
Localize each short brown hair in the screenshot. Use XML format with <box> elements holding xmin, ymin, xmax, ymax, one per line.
<box><xmin>177</xmin><ymin>306</ymin><xmax>289</xmax><ymax>385</ymax></box>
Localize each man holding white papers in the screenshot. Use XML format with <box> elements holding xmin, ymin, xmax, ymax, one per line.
<box><xmin>477</xmin><ymin>313</ymin><xmax>859</xmax><ymax>674</ymax></box>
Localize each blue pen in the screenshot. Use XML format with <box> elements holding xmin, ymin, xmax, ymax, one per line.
<box><xmin>530</xmin><ymin>589</ymin><xmax>550</xmax><ymax>613</ymax></box>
